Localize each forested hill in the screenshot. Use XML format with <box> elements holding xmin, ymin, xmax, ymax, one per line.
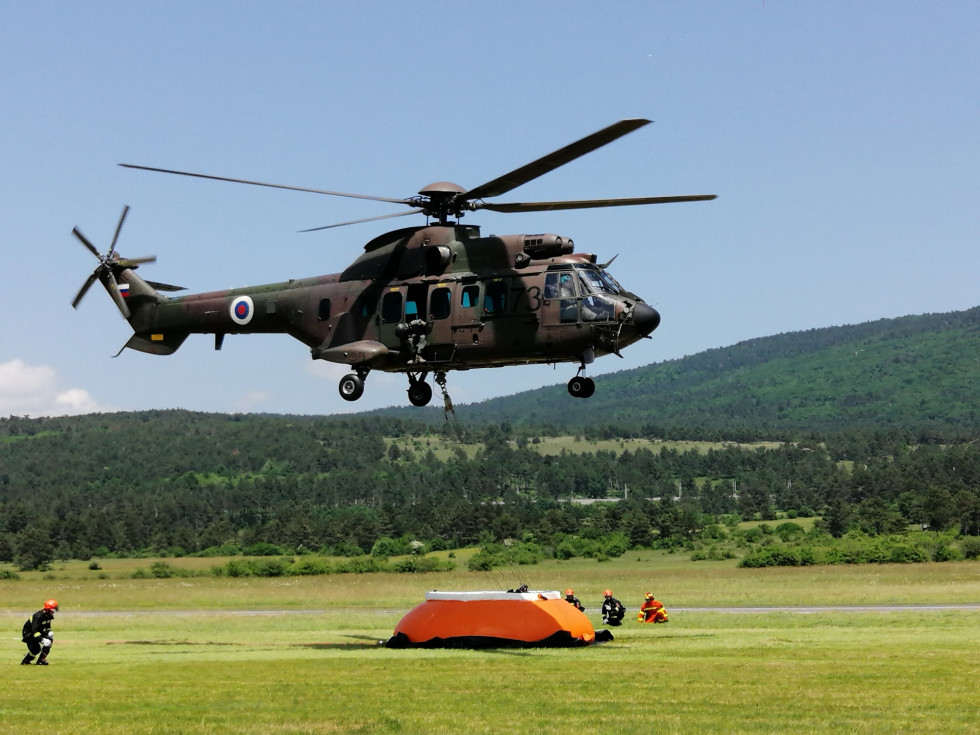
<box><xmin>436</xmin><ymin>306</ymin><xmax>980</xmax><ymax>440</ymax></box>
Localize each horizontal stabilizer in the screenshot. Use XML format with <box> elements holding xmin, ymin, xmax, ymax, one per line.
<box><xmin>145</xmin><ymin>280</ymin><xmax>186</xmax><ymax>293</ymax></box>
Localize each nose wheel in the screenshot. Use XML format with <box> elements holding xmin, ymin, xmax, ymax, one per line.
<box><xmin>567</xmin><ymin>363</ymin><xmax>596</xmax><ymax>399</ymax></box>
<box><xmin>567</xmin><ymin>375</ymin><xmax>596</xmax><ymax>398</ymax></box>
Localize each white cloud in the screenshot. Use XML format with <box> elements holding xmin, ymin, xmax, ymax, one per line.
<box><xmin>0</xmin><ymin>359</ymin><xmax>112</xmax><ymax>417</ymax></box>
<box><xmin>233</xmin><ymin>390</ymin><xmax>274</xmax><ymax>412</ymax></box>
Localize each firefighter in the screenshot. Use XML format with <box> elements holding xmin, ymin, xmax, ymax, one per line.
<box><xmin>564</xmin><ymin>588</ymin><xmax>584</xmax><ymax>611</ymax></box>
<box><xmin>21</xmin><ymin>599</ymin><xmax>58</xmax><ymax>665</ymax></box>
<box><xmin>601</xmin><ymin>589</ymin><xmax>626</xmax><ymax>626</ymax></box>
<box><xmin>638</xmin><ymin>592</ymin><xmax>668</xmax><ymax>623</ymax></box>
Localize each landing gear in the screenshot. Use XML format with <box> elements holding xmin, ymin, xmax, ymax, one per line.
<box><xmin>407</xmin><ymin>374</ymin><xmax>433</xmax><ymax>407</ymax></box>
<box><xmin>338</xmin><ymin>369</ymin><xmax>369</xmax><ymax>402</ymax></box>
<box><xmin>567</xmin><ymin>375</ymin><xmax>595</xmax><ymax>398</ymax></box>
<box><xmin>567</xmin><ymin>360</ymin><xmax>596</xmax><ymax>399</ymax></box>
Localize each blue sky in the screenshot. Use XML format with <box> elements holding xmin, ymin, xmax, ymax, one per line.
<box><xmin>2</xmin><ymin>2</ymin><xmax>978</xmax><ymax>417</ymax></box>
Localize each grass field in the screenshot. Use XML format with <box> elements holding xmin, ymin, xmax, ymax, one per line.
<box><xmin>384</xmin><ymin>435</ymin><xmax>783</xmax><ymax>462</ymax></box>
<box><xmin>3</xmin><ymin>556</ymin><xmax>979</xmax><ymax>733</ymax></box>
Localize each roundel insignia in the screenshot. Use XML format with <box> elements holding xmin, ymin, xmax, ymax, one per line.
<box><xmin>230</xmin><ymin>295</ymin><xmax>254</xmax><ymax>325</ymax></box>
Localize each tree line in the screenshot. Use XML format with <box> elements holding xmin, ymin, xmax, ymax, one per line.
<box><xmin>1</xmin><ymin>412</ymin><xmax>978</xmax><ymax>570</ymax></box>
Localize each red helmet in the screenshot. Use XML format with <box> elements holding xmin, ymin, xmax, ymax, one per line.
<box><xmin>645</xmin><ymin>592</ymin><xmax>654</xmax><ymax>600</ymax></box>
<box><xmin>603</xmin><ymin>589</ymin><xmax>612</xmax><ymax>597</ymax></box>
<box><xmin>565</xmin><ymin>589</ymin><xmax>574</xmax><ymax>596</ymax></box>
<box><xmin>44</xmin><ymin>599</ymin><xmax>59</xmax><ymax>611</ymax></box>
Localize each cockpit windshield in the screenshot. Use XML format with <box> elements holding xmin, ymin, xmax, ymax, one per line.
<box><xmin>576</xmin><ymin>265</ymin><xmax>623</xmax><ymax>295</ymax></box>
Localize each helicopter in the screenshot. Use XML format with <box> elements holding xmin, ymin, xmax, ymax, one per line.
<box><xmin>71</xmin><ymin>119</ymin><xmax>715</xmax><ymax>408</ymax></box>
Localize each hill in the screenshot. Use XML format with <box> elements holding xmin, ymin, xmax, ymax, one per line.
<box><xmin>416</xmin><ymin>306</ymin><xmax>980</xmax><ymax>440</ymax></box>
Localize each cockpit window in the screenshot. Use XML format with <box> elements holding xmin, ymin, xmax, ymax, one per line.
<box><xmin>597</xmin><ymin>268</ymin><xmax>625</xmax><ymax>294</ymax></box>
<box><xmin>578</xmin><ymin>267</ymin><xmax>619</xmax><ymax>295</ymax></box>
<box><xmin>581</xmin><ymin>295</ymin><xmax>615</xmax><ymax>322</ymax></box>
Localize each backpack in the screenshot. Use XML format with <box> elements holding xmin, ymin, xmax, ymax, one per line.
<box><xmin>22</xmin><ymin>617</ymin><xmax>31</xmax><ymax>642</ymax></box>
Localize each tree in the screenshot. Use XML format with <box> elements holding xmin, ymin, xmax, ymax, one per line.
<box><xmin>14</xmin><ymin>527</ymin><xmax>55</xmax><ymax>571</ymax></box>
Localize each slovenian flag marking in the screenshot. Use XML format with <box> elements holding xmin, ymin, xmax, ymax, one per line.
<box><xmin>230</xmin><ymin>295</ymin><xmax>254</xmax><ymax>326</ymax></box>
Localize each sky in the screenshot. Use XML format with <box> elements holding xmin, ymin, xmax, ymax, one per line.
<box><xmin>2</xmin><ymin>2</ymin><xmax>978</xmax><ymax>417</ymax></box>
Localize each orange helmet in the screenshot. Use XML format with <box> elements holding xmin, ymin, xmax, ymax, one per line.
<box><xmin>565</xmin><ymin>589</ymin><xmax>574</xmax><ymax>596</ymax></box>
<box><xmin>645</xmin><ymin>592</ymin><xmax>654</xmax><ymax>600</ymax></box>
<box><xmin>603</xmin><ymin>589</ymin><xmax>612</xmax><ymax>597</ymax></box>
<box><xmin>44</xmin><ymin>599</ymin><xmax>59</xmax><ymax>611</ymax></box>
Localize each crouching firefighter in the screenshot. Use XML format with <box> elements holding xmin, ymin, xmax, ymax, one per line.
<box><xmin>601</xmin><ymin>589</ymin><xmax>626</xmax><ymax>626</ymax></box>
<box><xmin>638</xmin><ymin>592</ymin><xmax>669</xmax><ymax>623</ymax></box>
<box><xmin>21</xmin><ymin>599</ymin><xmax>58</xmax><ymax>665</ymax></box>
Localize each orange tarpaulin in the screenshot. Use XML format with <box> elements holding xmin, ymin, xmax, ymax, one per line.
<box><xmin>386</xmin><ymin>591</ymin><xmax>602</xmax><ymax>648</ymax></box>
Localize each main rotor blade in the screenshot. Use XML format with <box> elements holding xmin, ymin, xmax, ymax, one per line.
<box><xmin>463</xmin><ymin>119</ymin><xmax>653</xmax><ymax>202</ymax></box>
<box><xmin>109</xmin><ymin>205</ymin><xmax>130</xmax><ymax>256</ymax></box>
<box><xmin>119</xmin><ymin>164</ymin><xmax>410</xmax><ymax>205</ymax></box>
<box><xmin>72</xmin><ymin>273</ymin><xmax>98</xmax><ymax>309</ymax></box>
<box><xmin>72</xmin><ymin>227</ymin><xmax>101</xmax><ymax>258</ymax></box>
<box><xmin>477</xmin><ymin>193</ymin><xmax>717</xmax><ymax>213</ymax></box>
<box><xmin>299</xmin><ymin>208</ymin><xmax>425</xmax><ymax>232</ymax></box>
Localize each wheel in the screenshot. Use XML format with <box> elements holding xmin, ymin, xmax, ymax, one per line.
<box><xmin>338</xmin><ymin>373</ymin><xmax>364</xmax><ymax>401</ymax></box>
<box><xmin>568</xmin><ymin>376</ymin><xmax>596</xmax><ymax>398</ymax></box>
<box><xmin>407</xmin><ymin>380</ymin><xmax>433</xmax><ymax>407</ymax></box>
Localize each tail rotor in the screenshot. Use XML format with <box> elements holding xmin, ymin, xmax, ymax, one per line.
<box><xmin>71</xmin><ymin>206</ymin><xmax>157</xmax><ymax>319</ymax></box>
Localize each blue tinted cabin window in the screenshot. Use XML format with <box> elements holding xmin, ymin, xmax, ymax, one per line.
<box><xmin>461</xmin><ymin>285</ymin><xmax>479</xmax><ymax>309</ymax></box>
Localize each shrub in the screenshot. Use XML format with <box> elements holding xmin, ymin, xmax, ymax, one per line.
<box><xmin>150</xmin><ymin>561</ymin><xmax>176</xmax><ymax>578</ymax></box>
<box><xmin>932</xmin><ymin>544</ymin><xmax>962</xmax><ymax>562</ymax></box>
<box><xmin>292</xmin><ymin>558</ymin><xmax>332</xmax><ymax>576</ymax></box>
<box><xmin>602</xmin><ymin>532</ymin><xmax>630</xmax><ymax>558</ymax></box>
<box><xmin>393</xmin><ymin>556</ymin><xmax>453</xmax><ymax>573</ymax></box>
<box><xmin>887</xmin><ymin>543</ymin><xmax>929</xmax><ymax>564</ymax></box>
<box><xmin>334</xmin><ymin>556</ymin><xmax>389</xmax><ymax>574</ymax></box>
<box><xmin>960</xmin><ymin>536</ymin><xmax>980</xmax><ymax>560</ymax></box>
<box><xmin>371</xmin><ymin>537</ymin><xmax>405</xmax><ymax>558</ymax></box>
<box><xmin>223</xmin><ymin>559</ymin><xmax>254</xmax><ymax>578</ymax></box>
<box><xmin>773</xmin><ymin>522</ymin><xmax>805</xmax><ymax>542</ymax></box>
<box><xmin>255</xmin><ymin>558</ymin><xmax>289</xmax><ymax>576</ymax></box>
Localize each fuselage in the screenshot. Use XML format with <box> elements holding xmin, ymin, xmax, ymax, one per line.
<box><xmin>117</xmin><ymin>223</ymin><xmax>660</xmax><ymax>376</ymax></box>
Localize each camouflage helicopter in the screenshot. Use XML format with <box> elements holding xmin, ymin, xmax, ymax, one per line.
<box><xmin>71</xmin><ymin>119</ymin><xmax>715</xmax><ymax>408</ymax></box>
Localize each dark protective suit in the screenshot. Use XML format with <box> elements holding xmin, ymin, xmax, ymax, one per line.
<box><xmin>21</xmin><ymin>609</ymin><xmax>55</xmax><ymax>665</ymax></box>
<box><xmin>601</xmin><ymin>596</ymin><xmax>626</xmax><ymax>626</ymax></box>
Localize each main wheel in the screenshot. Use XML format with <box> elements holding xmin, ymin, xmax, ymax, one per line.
<box><xmin>338</xmin><ymin>373</ymin><xmax>364</xmax><ymax>401</ymax></box>
<box><xmin>407</xmin><ymin>380</ymin><xmax>433</xmax><ymax>407</ymax></box>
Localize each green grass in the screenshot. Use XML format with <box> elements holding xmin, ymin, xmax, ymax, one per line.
<box><xmin>3</xmin><ymin>557</ymin><xmax>979</xmax><ymax>733</ymax></box>
<box><xmin>383</xmin><ymin>435</ymin><xmax>782</xmax><ymax>462</ymax></box>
